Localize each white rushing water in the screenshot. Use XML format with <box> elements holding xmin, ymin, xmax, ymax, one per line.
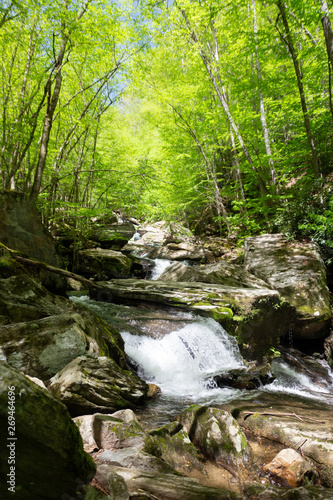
<box><xmin>70</xmin><ymin>295</ymin><xmax>333</xmax><ymax>405</ymax></box>
<box><xmin>150</xmin><ymin>259</ymin><xmax>173</xmax><ymax>280</ymax></box>
<box><xmin>121</xmin><ymin>317</ymin><xmax>244</xmax><ymax>398</ymax></box>
<box><xmin>265</xmin><ymin>360</ymin><xmax>333</xmax><ymax>402</ymax></box>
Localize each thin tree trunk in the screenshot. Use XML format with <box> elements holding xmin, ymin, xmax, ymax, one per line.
<box><xmin>277</xmin><ymin>0</ymin><xmax>320</xmax><ymax>178</ymax></box>
<box><xmin>252</xmin><ymin>0</ymin><xmax>278</xmax><ymax>192</ymax></box>
<box><xmin>180</xmin><ymin>8</ymin><xmax>269</xmax><ymax>199</ymax></box>
<box><xmin>230</xmin><ymin>128</ymin><xmax>247</xmax><ymax>211</ymax></box>
<box><xmin>30</xmin><ymin>32</ymin><xmax>68</xmax><ymax>201</ymax></box>
<box><xmin>319</xmin><ymin>0</ymin><xmax>333</xmax><ymax>71</ymax></box>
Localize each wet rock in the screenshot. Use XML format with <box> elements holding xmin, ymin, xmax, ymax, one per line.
<box><xmin>158</xmin><ymin>260</ymin><xmax>270</xmax><ymax>289</ymax></box>
<box><xmin>76</xmin><ymin>248</ymin><xmax>132</xmax><ymax>279</ymax></box>
<box><xmin>49</xmin><ymin>355</ymin><xmax>148</xmax><ymax>416</ymax></box>
<box><xmin>147</xmin><ymin>383</ymin><xmax>162</xmax><ymax>397</ymax></box>
<box><xmin>272</xmin><ymin>347</ymin><xmax>333</xmax><ymax>391</ymax></box>
<box><xmin>92</xmin><ymin>279</ymin><xmax>293</xmax><ymax>360</ymax></box>
<box><xmin>0</xmin><ymin>362</ymin><xmax>95</xmax><ymax>500</ymax></box>
<box><xmin>95</xmin><ymin>464</ymin><xmax>242</xmax><ymax>500</ymax></box>
<box><xmin>0</xmin><ymin>191</ymin><xmax>67</xmax><ymax>293</ymax></box>
<box><xmin>179</xmin><ymin>405</ymin><xmax>248</xmax><ymax>465</ymax></box>
<box><xmin>262</xmin><ymin>448</ymin><xmax>314</xmax><ymax>487</ymax></box>
<box><xmin>244</xmin><ymin>234</ymin><xmax>331</xmax><ymax>339</ymax></box>
<box><xmin>145</xmin><ymin>420</ymin><xmax>205</xmax><ymax>475</ymax></box>
<box><xmin>212</xmin><ymin>365</ymin><xmax>275</xmax><ymax>390</ymax></box>
<box><xmin>74</xmin><ymin>410</ymin><xmax>146</xmax><ymax>451</ymax></box>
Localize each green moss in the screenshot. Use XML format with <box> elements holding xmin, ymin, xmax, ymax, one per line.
<box><xmin>211</xmin><ymin>307</ymin><xmax>233</xmax><ymax>321</ymax></box>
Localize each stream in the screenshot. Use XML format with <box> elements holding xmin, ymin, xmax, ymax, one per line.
<box><xmin>70</xmin><ymin>283</ymin><xmax>333</xmax><ymax>430</ymax></box>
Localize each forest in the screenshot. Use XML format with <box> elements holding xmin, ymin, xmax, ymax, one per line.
<box><xmin>1</xmin><ymin>0</ymin><xmax>333</xmax><ymax>254</ymax></box>
<box><xmin>2</xmin><ymin>2</ymin><xmax>333</xmax><ymax>498</ymax></box>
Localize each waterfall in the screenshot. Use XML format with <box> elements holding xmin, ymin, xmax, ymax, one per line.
<box><xmin>150</xmin><ymin>259</ymin><xmax>173</xmax><ymax>280</ymax></box>
<box><xmin>121</xmin><ymin>317</ymin><xmax>244</xmax><ymax>398</ymax></box>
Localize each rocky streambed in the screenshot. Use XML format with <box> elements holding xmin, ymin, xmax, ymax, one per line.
<box><xmin>0</xmin><ymin>191</ymin><xmax>333</xmax><ymax>499</ymax></box>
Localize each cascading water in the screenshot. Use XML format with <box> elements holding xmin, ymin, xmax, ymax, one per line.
<box><xmin>121</xmin><ymin>317</ymin><xmax>244</xmax><ymax>398</ymax></box>
<box><xmin>70</xmin><ymin>295</ymin><xmax>333</xmax><ymax>408</ymax></box>
<box><xmin>150</xmin><ymin>259</ymin><xmax>173</xmax><ymax>280</ymax></box>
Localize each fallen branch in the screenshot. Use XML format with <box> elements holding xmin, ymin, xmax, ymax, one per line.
<box><xmin>242</xmin><ymin>411</ymin><xmax>325</xmax><ymax>424</ymax></box>
<box><xmin>2</xmin><ymin>244</ymin><xmax>104</xmax><ymax>290</ymax></box>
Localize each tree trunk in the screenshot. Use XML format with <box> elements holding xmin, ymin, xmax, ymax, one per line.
<box><xmin>277</xmin><ymin>0</ymin><xmax>320</xmax><ymax>178</ymax></box>
<box><xmin>252</xmin><ymin>0</ymin><xmax>278</xmax><ymax>192</ymax></box>
<box><xmin>180</xmin><ymin>8</ymin><xmax>269</xmax><ymax>199</ymax></box>
<box><xmin>319</xmin><ymin>0</ymin><xmax>333</xmax><ymax>71</ymax></box>
<box><xmin>30</xmin><ymin>33</ymin><xmax>68</xmax><ymax>201</ymax></box>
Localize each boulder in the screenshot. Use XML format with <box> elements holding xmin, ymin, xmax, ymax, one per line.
<box><xmin>262</xmin><ymin>448</ymin><xmax>314</xmax><ymax>487</ymax></box>
<box><xmin>212</xmin><ymin>365</ymin><xmax>275</xmax><ymax>390</ymax></box>
<box><xmin>149</xmin><ymin>241</ymin><xmax>212</xmax><ymax>262</ymax></box>
<box><xmin>95</xmin><ymin>464</ymin><xmax>242</xmax><ymax>500</ymax></box>
<box><xmin>90</xmin><ymin>468</ymin><xmax>130</xmax><ymax>500</ymax></box>
<box><xmin>91</xmin><ymin>279</ymin><xmax>293</xmax><ymax>359</ymax></box>
<box><xmin>76</xmin><ymin>248</ymin><xmax>132</xmax><ymax>279</ymax></box>
<box><xmin>49</xmin><ymin>355</ymin><xmax>148</xmax><ymax>416</ymax></box>
<box><xmin>0</xmin><ymin>191</ymin><xmax>66</xmax><ymax>293</ymax></box>
<box><xmin>178</xmin><ymin>405</ymin><xmax>248</xmax><ymax>465</ymax></box>
<box><xmin>158</xmin><ymin>260</ymin><xmax>270</xmax><ymax>288</ymax></box>
<box><xmin>0</xmin><ymin>274</ymin><xmax>71</xmax><ymax>323</ymax></box>
<box><xmin>145</xmin><ymin>421</ymin><xmax>205</xmax><ymax>474</ymax></box>
<box><xmin>244</xmin><ymin>234</ymin><xmax>331</xmax><ymax>339</ymax></box>
<box><xmin>74</xmin><ymin>410</ymin><xmax>146</xmax><ymax>451</ymax></box>
<box><xmin>0</xmin><ymin>362</ymin><xmax>95</xmax><ymax>500</ymax></box>
<box><xmin>88</xmin><ymin>222</ymin><xmax>136</xmax><ymax>250</ymax></box>
<box><xmin>0</xmin><ymin>312</ymin><xmax>121</xmax><ymax>381</ymax></box>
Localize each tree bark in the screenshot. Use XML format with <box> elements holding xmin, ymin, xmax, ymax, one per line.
<box><xmin>252</xmin><ymin>0</ymin><xmax>278</xmax><ymax>192</ymax></box>
<box><xmin>319</xmin><ymin>0</ymin><xmax>333</xmax><ymax>71</ymax></box>
<box><xmin>180</xmin><ymin>8</ymin><xmax>269</xmax><ymax>199</ymax></box>
<box><xmin>30</xmin><ymin>32</ymin><xmax>68</xmax><ymax>201</ymax></box>
<box><xmin>277</xmin><ymin>0</ymin><xmax>320</xmax><ymax>178</ymax></box>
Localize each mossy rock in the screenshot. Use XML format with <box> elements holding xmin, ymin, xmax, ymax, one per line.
<box><xmin>0</xmin><ymin>362</ymin><xmax>95</xmax><ymax>500</ymax></box>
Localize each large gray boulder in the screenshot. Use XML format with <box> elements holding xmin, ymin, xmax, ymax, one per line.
<box><xmin>0</xmin><ymin>362</ymin><xmax>95</xmax><ymax>500</ymax></box>
<box><xmin>87</xmin><ymin>222</ymin><xmax>136</xmax><ymax>250</ymax></box>
<box><xmin>145</xmin><ymin>420</ymin><xmax>205</xmax><ymax>475</ymax></box>
<box><xmin>0</xmin><ymin>311</ymin><xmax>126</xmax><ymax>381</ymax></box>
<box><xmin>76</xmin><ymin>248</ymin><xmax>132</xmax><ymax>279</ymax></box>
<box><xmin>0</xmin><ymin>274</ymin><xmax>70</xmax><ymax>323</ymax></box>
<box><xmin>158</xmin><ymin>260</ymin><xmax>270</xmax><ymax>288</ymax></box>
<box><xmin>49</xmin><ymin>354</ymin><xmax>148</xmax><ymax>416</ymax></box>
<box><xmin>0</xmin><ymin>191</ymin><xmax>66</xmax><ymax>293</ymax></box>
<box><xmin>178</xmin><ymin>405</ymin><xmax>248</xmax><ymax>466</ymax></box>
<box><xmin>73</xmin><ymin>410</ymin><xmax>146</xmax><ymax>452</ymax></box>
<box><xmin>244</xmin><ymin>234</ymin><xmax>331</xmax><ymax>339</ymax></box>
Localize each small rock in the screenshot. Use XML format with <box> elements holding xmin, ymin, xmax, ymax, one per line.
<box><xmin>147</xmin><ymin>383</ymin><xmax>162</xmax><ymax>397</ymax></box>
<box><xmin>263</xmin><ymin>448</ymin><xmax>314</xmax><ymax>487</ymax></box>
